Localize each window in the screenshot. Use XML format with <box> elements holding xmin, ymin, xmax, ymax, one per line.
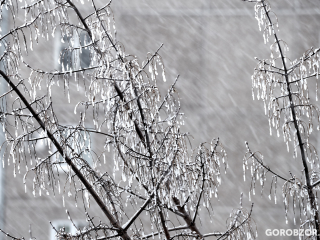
<box><xmin>50</xmin><ymin>220</ymin><xmax>86</xmax><ymax>240</ymax></box>
<box><xmin>79</xmin><ymin>32</ymin><xmax>91</xmax><ymax>69</ymax></box>
<box><xmin>59</xmin><ymin>34</ymin><xmax>73</xmax><ymax>72</ymax></box>
<box><xmin>57</xmin><ymin>31</ymin><xmax>91</xmax><ymax>71</ymax></box>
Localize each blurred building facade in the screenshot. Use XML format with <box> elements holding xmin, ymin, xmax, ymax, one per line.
<box><xmin>1</xmin><ymin>0</ymin><xmax>320</xmax><ymax>240</ymax></box>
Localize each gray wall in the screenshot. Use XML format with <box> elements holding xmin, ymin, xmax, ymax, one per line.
<box><xmin>112</xmin><ymin>1</ymin><xmax>320</xmax><ymax>237</ymax></box>
<box><xmin>2</xmin><ymin>0</ymin><xmax>320</xmax><ymax>239</ymax></box>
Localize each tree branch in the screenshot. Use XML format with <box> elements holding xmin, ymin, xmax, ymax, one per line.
<box><xmin>262</xmin><ymin>0</ymin><xmax>320</xmax><ymax>236</ymax></box>
<box><xmin>0</xmin><ymin>70</ymin><xmax>131</xmax><ymax>240</ymax></box>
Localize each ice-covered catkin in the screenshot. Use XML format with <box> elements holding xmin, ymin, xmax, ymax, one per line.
<box><xmin>0</xmin><ymin>0</ymin><xmax>261</xmax><ymax>239</ymax></box>
<box><xmin>248</xmin><ymin>0</ymin><xmax>320</xmax><ymax>235</ymax></box>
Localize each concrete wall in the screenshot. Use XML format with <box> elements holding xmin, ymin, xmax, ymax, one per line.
<box><xmin>2</xmin><ymin>0</ymin><xmax>320</xmax><ymax>239</ymax></box>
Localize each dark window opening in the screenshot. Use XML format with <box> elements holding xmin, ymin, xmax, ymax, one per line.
<box><xmin>80</xmin><ymin>32</ymin><xmax>91</xmax><ymax>69</ymax></box>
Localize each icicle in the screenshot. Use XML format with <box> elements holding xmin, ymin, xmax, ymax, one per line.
<box><xmin>162</xmin><ymin>70</ymin><xmax>166</xmax><ymax>82</ymax></box>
